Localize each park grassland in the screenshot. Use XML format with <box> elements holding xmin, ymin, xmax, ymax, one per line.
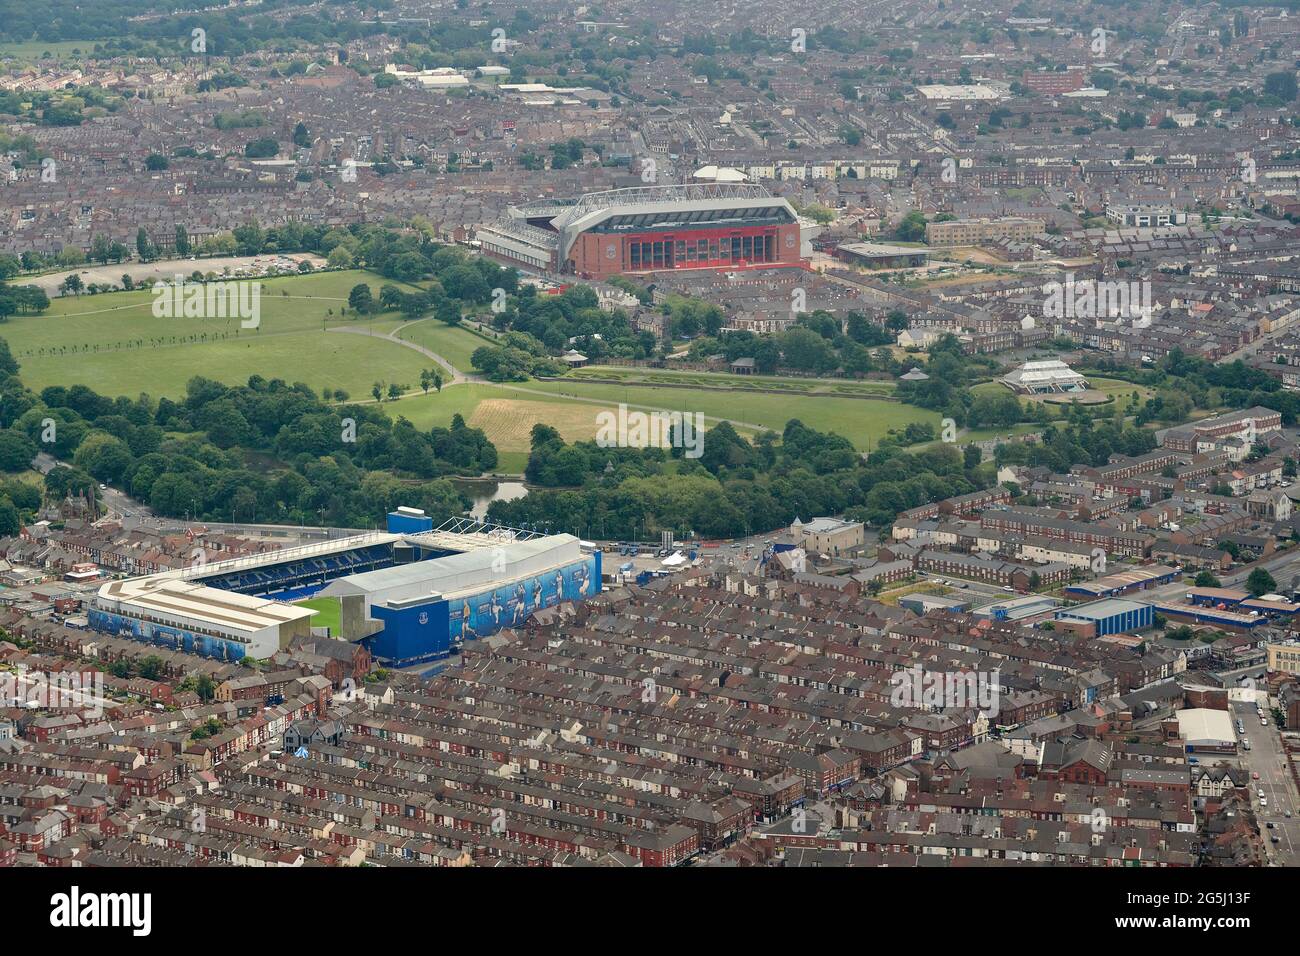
<box><xmin>969</xmin><ymin>376</ymin><xmax>1152</xmax><ymax>411</ymax></box>
<box><xmin>2</xmin><ymin>266</ymin><xmax>944</xmax><ymax>471</ymax></box>
<box><xmin>394</xmin><ymin>319</ymin><xmax>495</xmax><ymax>373</ymax></box>
<box><xmin>1</xmin><ymin>269</ymin><xmax>434</xmax><ymax>399</ymax></box>
<box><xmin>396</xmin><ymin>376</ymin><xmax>942</xmax><ymax>468</ymax></box>
<box><xmin>0</xmin><ymin>40</ymin><xmax>93</xmax><ymax>63</ymax></box>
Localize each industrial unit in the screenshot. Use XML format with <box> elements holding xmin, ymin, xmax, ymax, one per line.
<box><xmin>1054</xmin><ymin>598</ymin><xmax>1153</xmax><ymax>637</ymax></box>
<box><xmin>1064</xmin><ymin>565</ymin><xmax>1179</xmax><ymax>599</ymax></box>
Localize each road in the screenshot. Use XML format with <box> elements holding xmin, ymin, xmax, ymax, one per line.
<box><xmin>1231</xmin><ymin>700</ymin><xmax>1300</xmax><ymax>865</ymax></box>
<box><xmin>34</xmin><ymin>451</ymin><xmax>150</xmax><ymax>521</ymax></box>
<box><xmin>329</xmin><ymin>322</ymin><xmax>471</xmax><ymax>385</ymax></box>
<box><xmin>1141</xmin><ymin>547</ymin><xmax>1300</xmax><ymax>605</ymax></box>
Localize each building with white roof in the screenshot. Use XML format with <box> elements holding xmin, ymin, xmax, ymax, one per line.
<box><xmin>1002</xmin><ymin>359</ymin><xmax>1089</xmax><ymax>394</ymax></box>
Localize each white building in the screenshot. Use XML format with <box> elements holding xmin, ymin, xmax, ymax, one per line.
<box><xmin>1002</xmin><ymin>359</ymin><xmax>1089</xmax><ymax>394</ymax></box>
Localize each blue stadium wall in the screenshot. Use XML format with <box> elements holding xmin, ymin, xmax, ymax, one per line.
<box><xmin>361</xmin><ymin>551</ymin><xmax>601</xmax><ymax>667</ymax></box>
<box><xmin>87</xmin><ymin>608</ymin><xmax>252</xmax><ymax>662</ymax></box>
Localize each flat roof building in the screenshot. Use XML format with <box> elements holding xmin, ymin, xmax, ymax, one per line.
<box><xmin>1176</xmin><ymin>708</ymin><xmax>1236</xmax><ymax>750</ymax></box>
<box><xmin>1054</xmin><ymin>598</ymin><xmax>1153</xmax><ymax>637</ymax></box>
<box><xmin>1064</xmin><ymin>565</ymin><xmax>1179</xmax><ymax>599</ymax></box>
<box><xmin>835</xmin><ymin>242</ymin><xmax>930</xmax><ymax>270</ymax></box>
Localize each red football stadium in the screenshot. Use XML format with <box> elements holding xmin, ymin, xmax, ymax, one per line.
<box><xmin>477</xmin><ymin>183</ymin><xmax>806</xmax><ymax>278</ymax></box>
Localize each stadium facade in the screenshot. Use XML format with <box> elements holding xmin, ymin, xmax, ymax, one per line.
<box><xmin>477</xmin><ymin>183</ymin><xmax>807</xmax><ymax>278</ymax></box>
<box><xmin>88</xmin><ymin>511</ymin><xmax>600</xmax><ymax>668</ymax></box>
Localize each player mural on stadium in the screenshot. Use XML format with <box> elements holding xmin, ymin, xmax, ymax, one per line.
<box><xmin>447</xmin><ymin>555</ymin><xmax>599</xmax><ymax>644</ymax></box>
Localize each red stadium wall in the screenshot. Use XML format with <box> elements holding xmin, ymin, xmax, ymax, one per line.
<box><xmin>569</xmin><ymin>222</ymin><xmax>802</xmax><ymax>278</ymax></box>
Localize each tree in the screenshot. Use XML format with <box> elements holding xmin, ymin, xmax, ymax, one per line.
<box><xmin>194</xmin><ymin>674</ymin><xmax>217</xmax><ymax>701</ymax></box>
<box><xmin>1246</xmin><ymin>568</ymin><xmax>1277</xmax><ymax>597</ymax></box>
<box><xmin>895</xmin><ymin>211</ymin><xmax>927</xmax><ymax>242</ymax></box>
<box><xmin>1193</xmin><ymin>570</ymin><xmax>1221</xmax><ymax>588</ymax></box>
<box><xmin>175</xmin><ymin>225</ymin><xmax>191</xmax><ymax>257</ymax></box>
<box><xmin>244</xmin><ymin>137</ymin><xmax>279</xmax><ymax>158</ymax></box>
<box><xmin>59</xmin><ymin>273</ymin><xmax>83</xmax><ymax>296</ymax></box>
<box><xmin>136</xmin><ymin>227</ymin><xmax>155</xmax><ymax>262</ymax></box>
<box><xmin>0</xmin><ymin>496</ymin><xmax>20</xmax><ymax>536</ymax></box>
<box><xmin>348</xmin><ymin>284</ymin><xmax>374</xmax><ymax>314</ymax></box>
<box><xmin>1265</xmin><ymin>71</ymin><xmax>1298</xmax><ymax>102</ymax></box>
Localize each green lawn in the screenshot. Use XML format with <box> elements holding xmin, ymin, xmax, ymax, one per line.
<box><xmin>512</xmin><ymin>378</ymin><xmax>939</xmax><ymax>450</ymax></box>
<box><xmin>6</xmin><ymin>264</ymin><xmax>942</xmax><ymax>466</ymax></box>
<box><xmin>969</xmin><ymin>376</ymin><xmax>1150</xmax><ymax>409</ymax></box>
<box><xmin>0</xmin><ymin>40</ymin><xmax>96</xmax><ymax>63</ymax></box>
<box><xmin>566</xmin><ymin>365</ymin><xmax>897</xmax><ymax>397</ymax></box>
<box><xmin>3</xmin><ymin>270</ymin><xmax>433</xmax><ymax>399</ymax></box>
<box><xmin>296</xmin><ymin>596</ymin><xmax>341</xmax><ymax>636</ymax></box>
<box><xmin>395</xmin><ymin>319</ymin><xmax>495</xmax><ymax>373</ymax></box>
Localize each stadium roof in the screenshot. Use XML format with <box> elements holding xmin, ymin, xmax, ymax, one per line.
<box><xmin>506</xmin><ymin>184</ymin><xmax>797</xmax><ymax>262</ymax></box>
<box><xmin>97</xmin><ymin>578</ymin><xmax>316</xmax><ymax>636</ymax></box>
<box><xmin>319</xmin><ymin>534</ymin><xmax>582</xmax><ymax>605</ymax></box>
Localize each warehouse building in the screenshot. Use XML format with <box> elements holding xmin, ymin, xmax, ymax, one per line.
<box><xmin>1148</xmin><ymin>600</ymin><xmax>1268</xmax><ymax>633</ymax></box>
<box><xmin>835</xmin><ymin>242</ymin><xmax>930</xmax><ymax>270</ymax></box>
<box><xmin>972</xmin><ymin>594</ymin><xmax>1060</xmax><ymax>623</ymax></box>
<box><xmin>1064</xmin><ymin>565</ymin><xmax>1179</xmax><ymax>599</ymax></box>
<box><xmin>898</xmin><ymin>593</ymin><xmax>972</xmax><ymax>615</ymax></box>
<box><xmin>1176</xmin><ymin>709</ymin><xmax>1236</xmax><ymax>752</ymax></box>
<box><xmin>1054</xmin><ymin>598</ymin><xmax>1153</xmax><ymax>637</ymax></box>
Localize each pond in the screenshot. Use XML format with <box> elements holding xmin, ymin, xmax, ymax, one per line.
<box><xmin>452</xmin><ymin>478</ymin><xmax>529</xmax><ymax>520</ymax></box>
